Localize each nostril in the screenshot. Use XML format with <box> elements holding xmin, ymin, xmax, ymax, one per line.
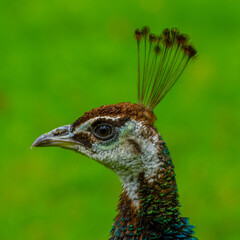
<box><xmin>53</xmin><ymin>128</ymin><xmax>68</xmax><ymax>136</ymax></box>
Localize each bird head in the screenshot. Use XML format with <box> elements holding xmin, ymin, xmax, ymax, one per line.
<box><xmin>32</xmin><ymin>103</ymin><xmax>160</xmax><ymax>184</ymax></box>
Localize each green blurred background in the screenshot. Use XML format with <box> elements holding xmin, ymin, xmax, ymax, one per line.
<box><xmin>0</xmin><ymin>0</ymin><xmax>239</xmax><ymax>239</ymax></box>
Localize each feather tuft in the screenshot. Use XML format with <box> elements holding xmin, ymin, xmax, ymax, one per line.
<box><xmin>135</xmin><ymin>26</ymin><xmax>197</xmax><ymax>111</ymax></box>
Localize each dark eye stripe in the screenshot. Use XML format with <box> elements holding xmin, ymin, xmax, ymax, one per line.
<box><xmin>72</xmin><ymin>132</ymin><xmax>92</xmax><ymax>148</ymax></box>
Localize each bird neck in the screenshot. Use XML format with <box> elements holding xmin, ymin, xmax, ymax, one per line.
<box><xmin>110</xmin><ymin>139</ymin><xmax>196</xmax><ymax>240</ymax></box>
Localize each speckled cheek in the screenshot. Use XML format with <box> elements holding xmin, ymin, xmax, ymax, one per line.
<box><xmin>74</xmin><ymin>144</ymin><xmax>93</xmax><ymax>157</ymax></box>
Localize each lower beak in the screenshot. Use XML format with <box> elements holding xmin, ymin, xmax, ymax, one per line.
<box><xmin>31</xmin><ymin>125</ymin><xmax>77</xmax><ymax>149</ymax></box>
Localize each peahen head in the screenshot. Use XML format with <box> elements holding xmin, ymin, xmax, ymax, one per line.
<box><xmin>32</xmin><ymin>26</ymin><xmax>197</xmax><ymax>239</ymax></box>
<box><xmin>32</xmin><ymin>103</ymin><xmax>160</xmax><ymax>203</ymax></box>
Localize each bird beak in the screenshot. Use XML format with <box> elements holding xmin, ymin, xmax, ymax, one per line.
<box><xmin>31</xmin><ymin>124</ymin><xmax>77</xmax><ymax>149</ymax></box>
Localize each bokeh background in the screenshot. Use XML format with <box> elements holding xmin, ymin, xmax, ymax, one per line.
<box><xmin>0</xmin><ymin>0</ymin><xmax>239</xmax><ymax>239</ymax></box>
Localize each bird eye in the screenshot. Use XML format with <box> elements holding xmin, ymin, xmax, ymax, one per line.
<box><xmin>93</xmin><ymin>124</ymin><xmax>114</xmax><ymax>140</ymax></box>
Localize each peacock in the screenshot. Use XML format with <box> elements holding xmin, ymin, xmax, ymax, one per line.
<box><xmin>32</xmin><ymin>26</ymin><xmax>197</xmax><ymax>240</ymax></box>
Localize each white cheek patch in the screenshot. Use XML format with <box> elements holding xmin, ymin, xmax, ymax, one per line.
<box><xmin>69</xmin><ymin>144</ymin><xmax>93</xmax><ymax>159</ymax></box>
<box><xmin>74</xmin><ymin>118</ymin><xmax>163</xmax><ymax>207</ymax></box>
<box><xmin>98</xmin><ymin>121</ymin><xmax>163</xmax><ymax>206</ymax></box>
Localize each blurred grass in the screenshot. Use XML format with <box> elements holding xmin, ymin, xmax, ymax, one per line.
<box><xmin>0</xmin><ymin>0</ymin><xmax>239</xmax><ymax>239</ymax></box>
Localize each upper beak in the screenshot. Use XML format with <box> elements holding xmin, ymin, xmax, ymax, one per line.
<box><xmin>31</xmin><ymin>124</ymin><xmax>77</xmax><ymax>149</ymax></box>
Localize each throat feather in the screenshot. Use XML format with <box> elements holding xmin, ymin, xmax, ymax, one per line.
<box><xmin>110</xmin><ymin>140</ymin><xmax>196</xmax><ymax>240</ymax></box>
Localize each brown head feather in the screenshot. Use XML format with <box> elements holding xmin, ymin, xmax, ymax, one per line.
<box><xmin>72</xmin><ymin>102</ymin><xmax>156</xmax><ymax>130</ymax></box>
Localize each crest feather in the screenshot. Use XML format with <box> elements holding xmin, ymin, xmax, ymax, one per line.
<box><xmin>135</xmin><ymin>26</ymin><xmax>197</xmax><ymax>111</ymax></box>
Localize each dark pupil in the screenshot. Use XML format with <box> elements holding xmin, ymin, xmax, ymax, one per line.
<box><xmin>97</xmin><ymin>125</ymin><xmax>111</xmax><ymax>137</ymax></box>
